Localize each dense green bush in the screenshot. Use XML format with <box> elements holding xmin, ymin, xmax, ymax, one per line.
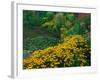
<box><xmin>42</xmin><ymin>13</ymin><xmax>66</xmax><ymax>36</ymax></box>
<box><xmin>23</xmin><ymin>36</ymin><xmax>59</xmax><ymax>51</ymax></box>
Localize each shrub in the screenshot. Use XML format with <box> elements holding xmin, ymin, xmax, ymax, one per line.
<box><xmin>23</xmin><ymin>36</ymin><xmax>59</xmax><ymax>51</ymax></box>
<box><xmin>23</xmin><ymin>35</ymin><xmax>90</xmax><ymax>69</ymax></box>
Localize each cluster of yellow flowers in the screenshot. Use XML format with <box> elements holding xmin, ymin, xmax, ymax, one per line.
<box><xmin>23</xmin><ymin>35</ymin><xmax>90</xmax><ymax>69</ymax></box>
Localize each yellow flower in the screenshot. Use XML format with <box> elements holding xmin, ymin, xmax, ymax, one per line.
<box><xmin>23</xmin><ymin>35</ymin><xmax>90</xmax><ymax>69</ymax></box>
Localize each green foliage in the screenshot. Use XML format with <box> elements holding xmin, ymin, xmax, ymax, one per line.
<box><xmin>42</xmin><ymin>13</ymin><xmax>66</xmax><ymax>36</ymax></box>
<box><xmin>42</xmin><ymin>12</ymin><xmax>90</xmax><ymax>39</ymax></box>
<box><xmin>23</xmin><ymin>36</ymin><xmax>59</xmax><ymax>51</ymax></box>
<box><xmin>66</xmin><ymin>13</ymin><xmax>76</xmax><ymax>22</ymax></box>
<box><xmin>54</xmin><ymin>13</ymin><xmax>65</xmax><ymax>27</ymax></box>
<box><xmin>66</xmin><ymin>21</ymin><xmax>81</xmax><ymax>36</ymax></box>
<box><xmin>23</xmin><ymin>11</ymin><xmax>90</xmax><ymax>39</ymax></box>
<box><xmin>46</xmin><ymin>12</ymin><xmax>55</xmax><ymax>21</ymax></box>
<box><xmin>81</xmin><ymin>15</ymin><xmax>91</xmax><ymax>26</ymax></box>
<box><xmin>23</xmin><ymin>10</ymin><xmax>40</xmax><ymax>27</ymax></box>
<box><xmin>80</xmin><ymin>15</ymin><xmax>91</xmax><ymax>34</ymax></box>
